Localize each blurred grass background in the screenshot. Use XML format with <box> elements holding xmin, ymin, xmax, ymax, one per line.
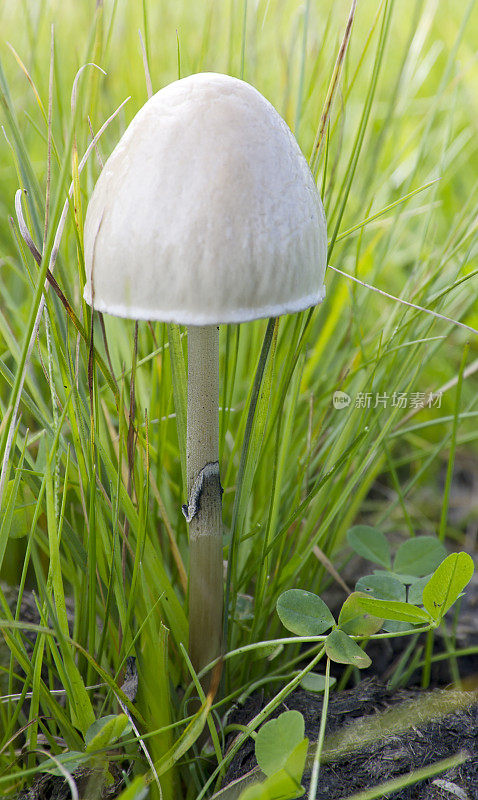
<box><xmin>0</xmin><ymin>0</ymin><xmax>477</xmax><ymax>797</ymax></box>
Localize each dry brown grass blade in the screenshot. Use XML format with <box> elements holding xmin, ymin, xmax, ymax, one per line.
<box><xmin>6</xmin><ymin>41</ymin><xmax>46</xmax><ymax>118</ymax></box>
<box><xmin>14</xmin><ymin>190</ymin><xmax>97</xmax><ymax>344</ymax></box>
<box><xmin>313</xmin><ymin>544</ymin><xmax>351</xmax><ymax>595</ymax></box>
<box><xmin>309</xmin><ymin>0</ymin><xmax>357</xmax><ymax>174</ymax></box>
<box><xmin>207</xmin><ymin>655</ymin><xmax>224</xmax><ymax>705</ymax></box>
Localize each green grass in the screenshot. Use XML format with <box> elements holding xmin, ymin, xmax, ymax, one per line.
<box><xmin>0</xmin><ymin>0</ymin><xmax>477</xmax><ymax>798</ymax></box>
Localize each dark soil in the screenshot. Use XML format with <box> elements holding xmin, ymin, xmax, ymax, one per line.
<box><xmin>224</xmin><ymin>680</ymin><xmax>478</xmax><ymax>799</ymax></box>
<box><xmin>16</xmin><ymin>764</ymin><xmax>126</xmax><ymax>800</ymax></box>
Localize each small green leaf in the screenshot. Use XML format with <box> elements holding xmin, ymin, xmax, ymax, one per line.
<box><xmin>347</xmin><ymin>526</ymin><xmax>391</xmax><ymax>569</ymax></box>
<box><xmin>338</xmin><ymin>592</ymin><xmax>383</xmax><ymax>635</ymax></box>
<box><xmin>276</xmin><ymin>590</ymin><xmax>335</xmax><ymax>636</ymax></box>
<box><xmin>356</xmin><ymin>573</ymin><xmax>405</xmax><ymax>601</ymax></box>
<box><xmin>353</xmin><ymin>596</ymin><xmax>431</xmax><ymax>624</ymax></box>
<box><xmin>393</xmin><ymin>536</ymin><xmax>446</xmax><ymax>578</ymax></box>
<box><xmin>85</xmin><ymin>714</ymin><xmax>130</xmax><ymax>752</ymax></box>
<box><xmin>422</xmin><ymin>552</ymin><xmax>474</xmax><ymax>622</ymax></box>
<box><xmin>300</xmin><ymin>672</ymin><xmax>337</xmax><ymax>694</ymax></box>
<box><xmin>239</xmin><ymin>739</ymin><xmax>307</xmax><ymax>800</ymax></box>
<box><xmin>255</xmin><ymin>710</ymin><xmax>304</xmax><ymax>777</ymax></box>
<box><xmin>325</xmin><ymin>629</ymin><xmax>371</xmax><ymax>669</ymax></box>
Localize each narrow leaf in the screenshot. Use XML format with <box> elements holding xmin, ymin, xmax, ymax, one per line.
<box><xmin>353</xmin><ymin>596</ymin><xmax>431</xmax><ymax>624</ymax></box>
<box><xmin>422</xmin><ymin>552</ymin><xmax>474</xmax><ymax>621</ymax></box>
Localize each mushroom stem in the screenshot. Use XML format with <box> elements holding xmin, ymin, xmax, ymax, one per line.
<box><xmin>186</xmin><ymin>325</ymin><xmax>223</xmax><ymax>683</ymax></box>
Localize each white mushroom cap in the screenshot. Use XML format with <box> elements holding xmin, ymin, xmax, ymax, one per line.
<box><xmin>84</xmin><ymin>72</ymin><xmax>327</xmax><ymax>325</ymax></box>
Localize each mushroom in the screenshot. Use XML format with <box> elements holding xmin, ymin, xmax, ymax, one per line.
<box><xmin>83</xmin><ymin>72</ymin><xmax>327</xmax><ymax>681</ymax></box>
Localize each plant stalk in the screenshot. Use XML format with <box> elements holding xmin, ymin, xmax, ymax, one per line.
<box><xmin>186</xmin><ymin>325</ymin><xmax>223</xmax><ymax>685</ymax></box>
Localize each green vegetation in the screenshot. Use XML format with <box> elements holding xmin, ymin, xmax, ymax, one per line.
<box><xmin>227</xmin><ymin>541</ymin><xmax>474</xmax><ymax>799</ymax></box>
<box><xmin>0</xmin><ymin>1</ymin><xmax>477</xmax><ymax>798</ymax></box>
